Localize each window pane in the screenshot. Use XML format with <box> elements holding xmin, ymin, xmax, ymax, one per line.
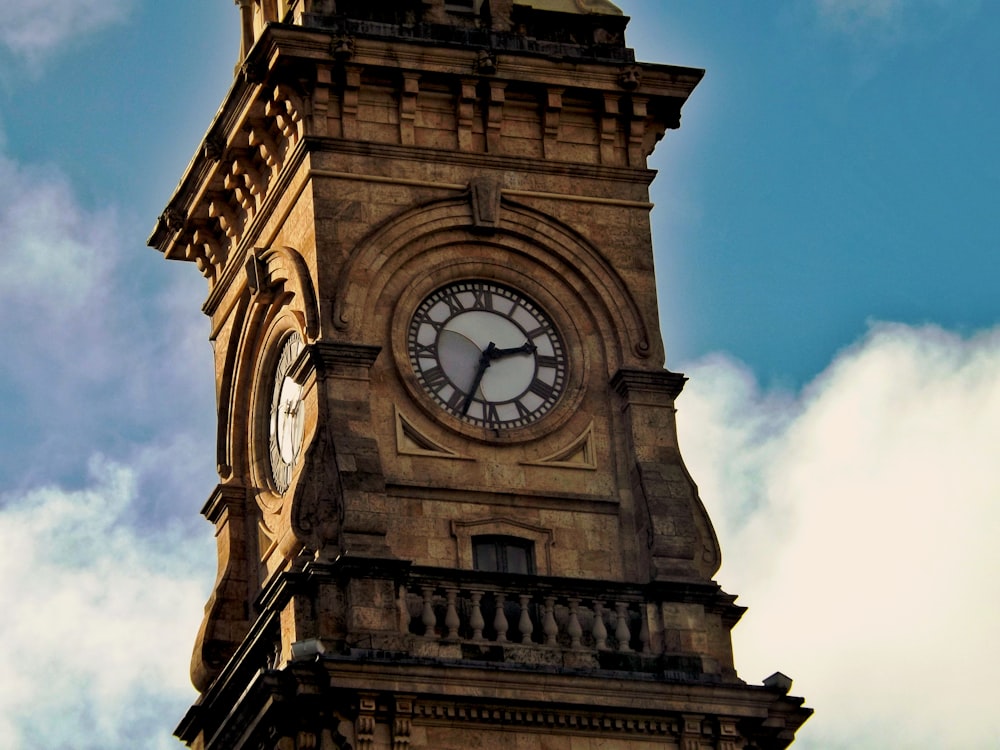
<box><xmin>472</xmin><ymin>535</ymin><xmax>535</xmax><ymax>574</ymax></box>
<box><xmin>505</xmin><ymin>545</ymin><xmax>530</xmax><ymax>575</ymax></box>
<box><xmin>473</xmin><ymin>541</ymin><xmax>499</xmax><ymax>572</ymax></box>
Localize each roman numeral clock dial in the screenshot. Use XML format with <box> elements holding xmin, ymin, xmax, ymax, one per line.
<box><xmin>407</xmin><ymin>281</ymin><xmax>567</xmax><ymax>430</ymax></box>
<box><xmin>268</xmin><ymin>331</ymin><xmax>305</xmax><ymax>493</ymax></box>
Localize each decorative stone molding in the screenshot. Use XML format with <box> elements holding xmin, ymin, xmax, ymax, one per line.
<box><xmin>618</xmin><ymin>63</ymin><xmax>642</xmax><ymax>91</ymax></box>
<box><xmin>521</xmin><ymin>421</ymin><xmax>597</xmax><ymax>470</ymax></box>
<box><xmin>611</xmin><ymin>368</ymin><xmax>687</xmax><ymax>403</ymax></box>
<box><xmin>394</xmin><ymin>407</ymin><xmax>472</xmax><ymax>460</ymax></box>
<box><xmin>468</xmin><ymin>176</ymin><xmax>501</xmax><ymax>231</ymax></box>
<box><xmin>411</xmin><ymin>700</ymin><xmax>677</xmax><ymax>738</ymax></box>
<box><xmin>451</xmin><ymin>517</ymin><xmax>554</xmax><ymax>574</ymax></box>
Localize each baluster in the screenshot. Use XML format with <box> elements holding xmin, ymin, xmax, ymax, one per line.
<box><xmin>639</xmin><ymin>603</ymin><xmax>651</xmax><ymax>654</ymax></box>
<box><xmin>567</xmin><ymin>598</ymin><xmax>583</xmax><ymax>650</ymax></box>
<box><xmin>543</xmin><ymin>597</ymin><xmax>559</xmax><ymax>647</ymax></box>
<box><xmin>592</xmin><ymin>601</ymin><xmax>608</xmax><ymax>651</ymax></box>
<box><xmin>494</xmin><ymin>593</ymin><xmax>509</xmax><ymax>643</ymax></box>
<box><xmin>469</xmin><ymin>591</ymin><xmax>485</xmax><ymax>641</ymax></box>
<box><xmin>518</xmin><ymin>594</ymin><xmax>534</xmax><ymax>644</ymax></box>
<box><xmin>614</xmin><ymin>602</ymin><xmax>632</xmax><ymax>652</ymax></box>
<box><xmin>421</xmin><ymin>587</ymin><xmax>437</xmax><ymax>639</ymax></box>
<box><xmin>444</xmin><ymin>588</ymin><xmax>461</xmax><ymax>640</ymax></box>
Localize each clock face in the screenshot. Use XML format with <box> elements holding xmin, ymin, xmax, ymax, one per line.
<box><xmin>268</xmin><ymin>332</ymin><xmax>304</xmax><ymax>493</ymax></box>
<box><xmin>407</xmin><ymin>280</ymin><xmax>567</xmax><ymax>430</ymax></box>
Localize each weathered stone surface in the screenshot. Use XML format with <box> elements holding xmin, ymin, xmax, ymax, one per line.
<box><xmin>156</xmin><ymin>2</ymin><xmax>809</xmax><ymax>748</ymax></box>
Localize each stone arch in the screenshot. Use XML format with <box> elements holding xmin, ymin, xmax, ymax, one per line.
<box><xmin>217</xmin><ymin>245</ymin><xmax>318</xmax><ymax>484</ymax></box>
<box><xmin>332</xmin><ymin>194</ymin><xmax>656</xmax><ymax>371</ymax></box>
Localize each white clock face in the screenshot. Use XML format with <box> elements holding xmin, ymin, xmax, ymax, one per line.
<box><xmin>268</xmin><ymin>332</ymin><xmax>304</xmax><ymax>493</ymax></box>
<box><xmin>408</xmin><ymin>280</ymin><xmax>567</xmax><ymax>429</ymax></box>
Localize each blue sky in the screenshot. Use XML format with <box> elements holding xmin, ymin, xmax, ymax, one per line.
<box><xmin>0</xmin><ymin>1</ymin><xmax>998</xmax><ymax>748</ymax></box>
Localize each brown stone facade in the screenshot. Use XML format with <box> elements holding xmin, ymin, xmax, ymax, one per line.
<box><xmin>151</xmin><ymin>2</ymin><xmax>810</xmax><ymax>748</ymax></box>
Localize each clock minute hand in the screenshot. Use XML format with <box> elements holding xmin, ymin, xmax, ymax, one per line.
<box><xmin>461</xmin><ymin>342</ymin><xmax>497</xmax><ymax>415</ymax></box>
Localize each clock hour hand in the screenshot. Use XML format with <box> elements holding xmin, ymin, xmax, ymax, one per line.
<box><xmin>488</xmin><ymin>342</ymin><xmax>537</xmax><ymax>359</ymax></box>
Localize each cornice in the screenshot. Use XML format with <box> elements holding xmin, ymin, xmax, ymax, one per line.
<box><xmin>200</xmin><ymin>137</ymin><xmax>311</xmax><ymax>320</ymax></box>
<box><xmin>611</xmin><ymin>368</ymin><xmax>688</xmax><ymax>401</ymax></box>
<box><xmin>307</xmin><ymin>136</ymin><xmax>657</xmax><ymax>187</ymax></box>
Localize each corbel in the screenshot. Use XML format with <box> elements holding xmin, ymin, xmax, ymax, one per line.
<box><xmin>392</xmin><ymin>696</ymin><xmax>415</xmax><ymax>750</ymax></box>
<box><xmin>680</xmin><ymin>715</ymin><xmax>704</xmax><ymax>750</ymax></box>
<box><xmin>268</xmin><ymin>83</ymin><xmax>305</xmax><ymax>144</ymax></box>
<box><xmin>312</xmin><ymin>64</ymin><xmax>332</xmax><ymax>137</ymax></box>
<box><xmin>627</xmin><ymin>95</ymin><xmax>648</xmax><ymax>167</ymax></box>
<box><xmin>354</xmin><ymin>694</ymin><xmax>378</xmax><ymax>750</ymax></box>
<box><xmin>224</xmin><ymin>170</ymin><xmax>255</xmax><ymax>216</ymax></box>
<box><xmin>485</xmin><ymin>80</ymin><xmax>506</xmax><ymax>154</ymax></box>
<box><xmin>542</xmin><ymin>87</ymin><xmax>563</xmax><ymax>160</ymax></box>
<box><xmin>194</xmin><ymin>226</ymin><xmax>226</xmax><ymax>269</ymax></box>
<box><xmin>209</xmin><ymin>194</ymin><xmax>241</xmax><ymax>242</ymax></box>
<box><xmin>600</xmin><ymin>92</ymin><xmax>621</xmax><ymax>166</ymax></box>
<box><xmin>456</xmin><ymin>78</ymin><xmax>477</xmax><ymax>152</ymax></box>
<box><xmin>232</xmin><ymin>154</ymin><xmax>264</xmax><ymax>199</ymax></box>
<box><xmin>248</xmin><ymin>120</ymin><xmax>282</xmax><ymax>171</ymax></box>
<box><xmin>399</xmin><ymin>72</ymin><xmax>420</xmax><ymax>146</ymax></box>
<box><xmin>643</xmin><ymin>97</ymin><xmax>683</xmax><ymax>157</ymax></box>
<box><xmin>717</xmin><ymin>718</ymin><xmax>741</xmax><ymax>750</ymax></box>
<box><xmin>340</xmin><ymin>66</ymin><xmax>362</xmax><ymax>141</ymax></box>
<box><xmin>183</xmin><ymin>235</ymin><xmax>213</xmax><ymax>280</ymax></box>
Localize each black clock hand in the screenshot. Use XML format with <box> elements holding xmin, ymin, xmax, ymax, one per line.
<box><xmin>461</xmin><ymin>342</ymin><xmax>496</xmax><ymax>415</ymax></box>
<box><xmin>489</xmin><ymin>342</ymin><xmax>537</xmax><ymax>359</ymax></box>
<box><xmin>460</xmin><ymin>342</ymin><xmax>537</xmax><ymax>415</ymax></box>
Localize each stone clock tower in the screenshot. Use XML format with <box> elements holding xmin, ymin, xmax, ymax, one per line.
<box><xmin>150</xmin><ymin>1</ymin><xmax>810</xmax><ymax>748</ymax></box>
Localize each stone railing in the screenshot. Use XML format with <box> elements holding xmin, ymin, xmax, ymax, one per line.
<box><xmin>402</xmin><ymin>569</ymin><xmax>660</xmax><ymax>670</ymax></box>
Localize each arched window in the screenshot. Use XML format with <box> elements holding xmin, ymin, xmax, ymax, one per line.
<box><xmin>472</xmin><ymin>535</ymin><xmax>535</xmax><ymax>575</ymax></box>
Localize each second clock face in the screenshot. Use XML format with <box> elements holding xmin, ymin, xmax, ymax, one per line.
<box><xmin>268</xmin><ymin>331</ymin><xmax>304</xmax><ymax>493</ymax></box>
<box><xmin>407</xmin><ymin>280</ymin><xmax>567</xmax><ymax>430</ymax></box>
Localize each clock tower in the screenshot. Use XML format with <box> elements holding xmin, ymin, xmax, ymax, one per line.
<box><xmin>150</xmin><ymin>1</ymin><xmax>811</xmax><ymax>748</ymax></box>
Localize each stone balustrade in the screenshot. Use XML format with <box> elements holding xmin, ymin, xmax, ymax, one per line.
<box><xmin>403</xmin><ymin>573</ymin><xmax>655</xmax><ymax>668</ymax></box>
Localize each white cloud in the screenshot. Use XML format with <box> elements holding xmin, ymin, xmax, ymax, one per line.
<box><xmin>0</xmin><ymin>142</ymin><xmax>218</xmax><ymax>747</ymax></box>
<box><xmin>678</xmin><ymin>322</ymin><xmax>1000</xmax><ymax>748</ymax></box>
<box><xmin>0</xmin><ymin>0</ymin><xmax>132</xmax><ymax>64</ymax></box>
<box><xmin>0</xmin><ymin>454</ymin><xmax>214</xmax><ymax>750</ymax></box>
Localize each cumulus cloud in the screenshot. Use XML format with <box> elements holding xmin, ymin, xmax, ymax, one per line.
<box><xmin>0</xmin><ymin>454</ymin><xmax>213</xmax><ymax>750</ymax></box>
<box><xmin>677</xmin><ymin>322</ymin><xmax>1000</xmax><ymax>749</ymax></box>
<box><xmin>0</xmin><ymin>144</ymin><xmax>217</xmax><ymax>746</ymax></box>
<box><xmin>0</xmin><ymin>0</ymin><xmax>132</xmax><ymax>64</ymax></box>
